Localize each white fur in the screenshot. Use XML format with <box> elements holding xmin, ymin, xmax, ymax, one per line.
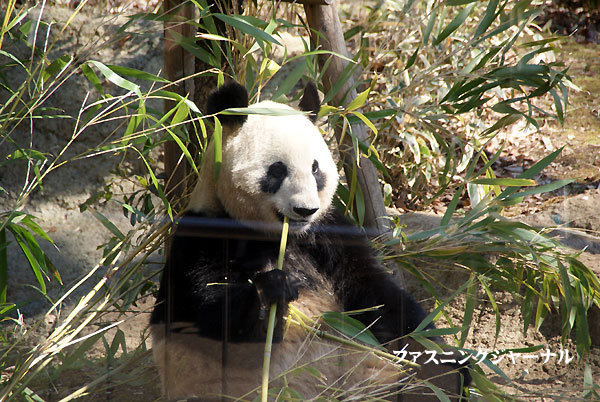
<box><xmin>188</xmin><ymin>101</ymin><xmax>338</xmax><ymax>231</ymax></box>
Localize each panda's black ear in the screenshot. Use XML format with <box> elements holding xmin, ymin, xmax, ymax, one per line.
<box><xmin>206</xmin><ymin>81</ymin><xmax>249</xmax><ymax>126</ymax></box>
<box><xmin>299</xmin><ymin>81</ymin><xmax>320</xmax><ymax>124</ymax></box>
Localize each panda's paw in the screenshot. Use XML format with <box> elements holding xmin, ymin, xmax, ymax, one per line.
<box><xmin>253</xmin><ymin>270</ymin><xmax>299</xmax><ymax>311</ymax></box>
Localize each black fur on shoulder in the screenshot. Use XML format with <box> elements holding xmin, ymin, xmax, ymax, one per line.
<box><xmin>298</xmin><ymin>81</ymin><xmax>320</xmax><ymax>123</ymax></box>
<box><xmin>206</xmin><ymin>81</ymin><xmax>249</xmax><ymax>126</ymax></box>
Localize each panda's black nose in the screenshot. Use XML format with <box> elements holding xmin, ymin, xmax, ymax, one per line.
<box><xmin>293</xmin><ymin>207</ymin><xmax>318</xmax><ymax>218</ymax></box>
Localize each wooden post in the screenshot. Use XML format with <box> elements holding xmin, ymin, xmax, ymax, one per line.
<box><xmin>163</xmin><ymin>0</ymin><xmax>196</xmax><ymax>209</ymax></box>
<box><xmin>303</xmin><ymin>1</ymin><xmax>390</xmax><ymax>235</ymax></box>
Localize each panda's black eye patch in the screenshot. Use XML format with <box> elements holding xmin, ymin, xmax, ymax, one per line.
<box><xmin>260</xmin><ymin>161</ymin><xmax>288</xmax><ymax>194</ymax></box>
<box><xmin>312</xmin><ymin>159</ymin><xmax>326</xmax><ymax>191</ymax></box>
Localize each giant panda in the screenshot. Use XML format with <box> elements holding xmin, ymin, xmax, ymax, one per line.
<box><xmin>150</xmin><ymin>81</ymin><xmax>471</xmax><ymax>401</ymax></box>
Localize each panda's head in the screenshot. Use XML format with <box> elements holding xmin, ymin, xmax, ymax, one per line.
<box><xmin>188</xmin><ymin>82</ymin><xmax>338</xmax><ymax>232</ymax></box>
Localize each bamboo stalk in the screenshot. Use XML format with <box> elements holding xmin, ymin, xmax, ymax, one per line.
<box><xmin>261</xmin><ymin>216</ymin><xmax>290</xmax><ymax>402</ymax></box>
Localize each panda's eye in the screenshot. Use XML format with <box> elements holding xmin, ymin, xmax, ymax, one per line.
<box><xmin>268</xmin><ymin>161</ymin><xmax>288</xmax><ymax>179</ymax></box>
<box><xmin>260</xmin><ymin>161</ymin><xmax>288</xmax><ymax>194</ymax></box>
<box><xmin>312</xmin><ymin>160</ymin><xmax>326</xmax><ymax>191</ymax></box>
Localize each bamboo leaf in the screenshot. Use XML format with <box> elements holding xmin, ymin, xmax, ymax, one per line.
<box><xmin>460</xmin><ymin>275</ymin><xmax>477</xmax><ymax>347</ymax></box>
<box><xmin>90</xmin><ymin>210</ymin><xmax>125</xmax><ymax>241</ymax></box>
<box><xmin>575</xmin><ymin>285</ymin><xmax>590</xmax><ymax>357</ymax></box>
<box><xmin>422</xmin><ymin>6</ymin><xmax>437</xmax><ymax>46</ymax></box>
<box><xmin>350</xmin><ymin>111</ymin><xmax>378</xmax><ymax>136</ymax></box>
<box><xmin>221</xmin><ymin>107</ymin><xmax>304</xmax><ymax>117</ymax></box>
<box><xmin>505</xmin><ymin>179</ymin><xmax>574</xmax><ymax>200</ymax></box>
<box><xmin>214</xmin><ymin>14</ymin><xmax>281</xmax><ymax>46</ymax></box>
<box><xmin>414</xmin><ymin>281</ymin><xmax>470</xmax><ymax>333</ymax></box>
<box><xmin>20</xmin><ymin>215</ymin><xmax>55</xmax><ymax>246</ymax></box>
<box><xmin>165</xmin><ymin>126</ymin><xmax>198</xmax><ymax>175</ymax></box>
<box><xmin>549</xmin><ymin>88</ymin><xmax>564</xmax><ymax>124</ymax></box>
<box><xmin>154</xmin><ymin>90</ymin><xmax>201</xmax><ymax>114</ymax></box>
<box><xmin>423</xmin><ymin>382</ymin><xmax>451</xmax><ymax>402</ymax></box>
<box><xmin>482</xmin><ymin>114</ymin><xmax>521</xmax><ymax>136</ymax></box>
<box><xmin>346</xmin><ymin>87</ymin><xmax>370</xmax><ymax>112</ymax></box>
<box><xmin>497</xmin><ymin>147</ymin><xmax>563</xmax><ymax>200</ymax></box>
<box><xmin>441</xmin><ymin>184</ymin><xmax>463</xmax><ymax>226</ymax></box>
<box><xmin>404</xmin><ymin>46</ymin><xmax>419</xmax><ymax>70</ymax></box>
<box><xmin>271</xmin><ymin>62</ymin><xmax>306</xmax><ymax>101</ymax></box>
<box><xmin>479</xmin><ymin>279</ymin><xmax>500</xmax><ymax>343</ymax></box>
<box><xmin>213</xmin><ymin>117</ymin><xmax>222</xmax><ymax>182</ymax></box>
<box><xmin>470</xmin><ymin>178</ymin><xmax>536</xmax><ymax>186</ymax></box>
<box><xmin>0</xmin><ymin>229</ymin><xmax>6</xmax><ymax>303</ymax></box>
<box><xmin>87</xmin><ymin>60</ymin><xmax>141</xmax><ymax>98</ymax></box>
<box><xmin>473</xmin><ymin>0</ymin><xmax>499</xmax><ymax>38</ymax></box>
<box><xmin>7</xmin><ymin>225</ymin><xmax>46</xmax><ymax>294</ymax></box>
<box><xmin>321</xmin><ymin>311</ymin><xmax>382</xmax><ymax>349</ymax></box>
<box><xmin>131</xmin><ymin>148</ymin><xmax>172</xmax><ymax>220</ymax></box>
<box><xmin>434</xmin><ymin>3</ymin><xmax>476</xmax><ymax>45</ymax></box>
<box><xmin>103</xmin><ymin>64</ymin><xmax>169</xmax><ymax>83</ymax></box>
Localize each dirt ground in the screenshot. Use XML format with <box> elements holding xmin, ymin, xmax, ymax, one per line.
<box><xmin>1</xmin><ymin>2</ymin><xmax>599</xmax><ymax>401</ymax></box>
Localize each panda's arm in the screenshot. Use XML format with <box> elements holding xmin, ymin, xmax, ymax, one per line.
<box><xmin>152</xmin><ymin>233</ymin><xmax>296</xmax><ymax>341</ymax></box>
<box><xmin>309</xmin><ymin>210</ymin><xmax>430</xmax><ymax>344</ymax></box>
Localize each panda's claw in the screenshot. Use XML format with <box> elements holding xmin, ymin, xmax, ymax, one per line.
<box><xmin>253</xmin><ymin>270</ymin><xmax>299</xmax><ymax>312</ymax></box>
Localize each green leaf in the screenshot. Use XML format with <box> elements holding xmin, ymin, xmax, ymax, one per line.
<box><xmin>496</xmin><ymin>147</ymin><xmax>563</xmax><ymax>200</ymax></box>
<box><xmin>42</xmin><ymin>55</ymin><xmax>73</xmax><ymax>85</ymax></box>
<box><xmin>550</xmin><ymin>88</ymin><xmax>564</xmax><ymax>123</ymax></box>
<box><xmin>473</xmin><ymin>0</ymin><xmax>499</xmax><ymax>38</ymax></box>
<box><xmin>482</xmin><ymin>114</ymin><xmax>521</xmax><ymax>136</ymax></box>
<box><xmin>423</xmin><ymin>382</ymin><xmax>451</xmax><ymax>402</ymax></box>
<box><xmin>271</xmin><ymin>61</ymin><xmax>307</xmax><ymax>101</ymax></box>
<box><xmin>460</xmin><ymin>274</ymin><xmax>477</xmax><ymax>347</ymax></box>
<box><xmin>446</xmin><ymin>0</ymin><xmax>477</xmax><ymax>5</ymax></box>
<box><xmin>171</xmin><ymin>99</ymin><xmax>190</xmax><ymax>127</ymax></box>
<box><xmin>90</xmin><ymin>210</ymin><xmax>125</xmax><ymax>241</ymax></box>
<box><xmin>87</xmin><ymin>60</ymin><xmax>141</xmax><ymax>98</ymax></box>
<box><xmin>575</xmin><ymin>284</ymin><xmax>590</xmax><ymax>357</ymax></box>
<box><xmin>6</xmin><ymin>149</ymin><xmax>48</xmax><ymax>162</ymax></box>
<box><xmin>404</xmin><ymin>46</ymin><xmax>419</xmax><ymax>70</ymax></box>
<box><xmin>154</xmin><ymin>90</ymin><xmax>201</xmax><ymax>114</ymax></box>
<box><xmin>0</xmin><ymin>229</ymin><xmax>6</xmax><ymax>304</ymax></box>
<box><xmin>221</xmin><ymin>107</ymin><xmax>304</xmax><ymax>117</ymax></box>
<box><xmin>7</xmin><ymin>225</ymin><xmax>46</xmax><ymax>294</ymax></box>
<box><xmin>165</xmin><ymin>127</ymin><xmax>198</xmax><ymax>176</ymax></box>
<box><xmin>480</xmin><ymin>279</ymin><xmax>501</xmax><ymax>343</ymax></box>
<box><xmin>105</xmin><ymin>64</ymin><xmax>169</xmax><ymax>83</ymax></box>
<box><xmin>213</xmin><ymin>117</ymin><xmax>222</xmax><ymax>182</ymax></box>
<box><xmin>0</xmin><ymin>49</ymin><xmax>28</xmax><ymax>72</ymax></box>
<box><xmin>132</xmin><ymin>148</ymin><xmax>172</xmax><ymax>220</ymax></box>
<box><xmin>20</xmin><ymin>215</ymin><xmax>55</xmax><ymax>246</ymax></box>
<box><xmin>80</xmin><ymin>62</ymin><xmax>104</xmax><ymax>94</ymax></box>
<box><xmin>350</xmin><ymin>111</ymin><xmax>377</xmax><ymax>136</ymax></box>
<box><xmin>434</xmin><ymin>3</ymin><xmax>476</xmax><ymax>45</ymax></box>
<box><xmin>469</xmin><ymin>178</ymin><xmax>536</xmax><ymax>186</ymax></box>
<box><xmin>346</xmin><ymin>87</ymin><xmax>370</xmax><ymax>112</ymax></box>
<box><xmin>441</xmin><ymin>184</ymin><xmax>463</xmax><ymax>226</ymax></box>
<box><xmin>321</xmin><ymin>55</ymin><xmax>361</xmax><ymax>105</ymax></box>
<box><xmin>491</xmin><ymin>101</ymin><xmax>521</xmax><ymax>115</ymax></box>
<box><xmin>504</xmin><ymin>179</ymin><xmax>573</xmax><ymax>200</ymax></box>
<box><xmin>213</xmin><ymin>14</ymin><xmax>281</xmax><ymax>46</ymax></box>
<box><xmin>321</xmin><ymin>311</ymin><xmax>382</xmax><ymax>348</ymax></box>
<box><xmin>422</xmin><ymin>6</ymin><xmax>437</xmax><ymax>46</ymax></box>
<box><xmin>414</xmin><ymin>281</ymin><xmax>470</xmax><ymax>333</ymax></box>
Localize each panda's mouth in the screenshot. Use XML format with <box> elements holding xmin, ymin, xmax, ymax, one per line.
<box><xmin>275</xmin><ymin>211</ymin><xmax>309</xmax><ymax>225</ymax></box>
